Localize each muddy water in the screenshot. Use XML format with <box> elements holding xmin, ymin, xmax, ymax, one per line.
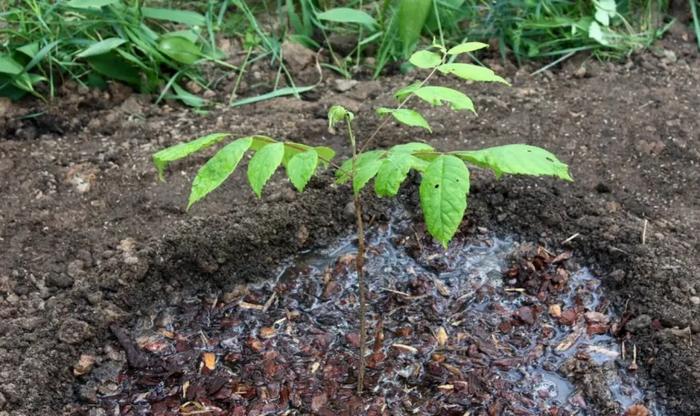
<box><xmin>103</xmin><ymin>221</ymin><xmax>664</xmax><ymax>415</ymax></box>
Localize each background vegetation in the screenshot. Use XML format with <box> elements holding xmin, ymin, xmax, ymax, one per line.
<box><xmin>0</xmin><ymin>0</ymin><xmax>695</xmax><ymax>107</ymax></box>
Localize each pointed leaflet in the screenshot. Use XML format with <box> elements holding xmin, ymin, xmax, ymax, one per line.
<box><xmin>374</xmin><ymin>153</ymin><xmax>422</xmax><ymax>197</ymax></box>
<box><xmin>188</xmin><ymin>137</ymin><xmax>252</xmax><ymax>209</ymax></box>
<box><xmin>395</xmin><ymin>81</ymin><xmax>421</xmax><ymax>101</ymax></box>
<box><xmin>247</xmin><ymin>142</ymin><xmax>285</xmax><ymax>197</ymax></box>
<box><xmin>414</xmin><ymin>86</ymin><xmax>475</xmax><ymax>113</ymax></box>
<box><xmin>455</xmin><ymin>144</ymin><xmax>572</xmax><ymax>181</ymax></box>
<box><xmin>447</xmin><ymin>42</ymin><xmax>489</xmax><ymax>55</ymax></box>
<box><xmin>437</xmin><ymin>63</ymin><xmax>509</xmax><ymax>84</ymax></box>
<box><xmin>353</xmin><ymin>158</ymin><xmax>383</xmax><ymax>194</ymax></box>
<box><xmin>153</xmin><ymin>133</ymin><xmax>231</xmax><ymax>180</ymax></box>
<box><xmin>389</xmin><ymin>142</ymin><xmax>433</xmax><ymax>170</ymax></box>
<box><xmin>336</xmin><ymin>150</ymin><xmax>383</xmax><ymax>184</ymax></box>
<box><xmin>409</xmin><ymin>50</ymin><xmax>442</xmax><ymax>69</ymax></box>
<box><xmin>377</xmin><ymin>107</ymin><xmax>431</xmax><ymax>131</ymax></box>
<box><xmin>287</xmin><ymin>149</ymin><xmax>318</xmax><ymax>192</ymax></box>
<box><xmin>419</xmin><ymin>155</ymin><xmax>469</xmax><ymax>247</ymax></box>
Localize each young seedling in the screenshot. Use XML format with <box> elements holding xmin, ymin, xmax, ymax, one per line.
<box><xmin>153</xmin><ymin>41</ymin><xmax>572</xmax><ymax>394</ymax></box>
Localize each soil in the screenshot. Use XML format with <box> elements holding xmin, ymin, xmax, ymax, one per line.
<box><xmin>0</xmin><ymin>26</ymin><xmax>698</xmax><ymax>416</ymax></box>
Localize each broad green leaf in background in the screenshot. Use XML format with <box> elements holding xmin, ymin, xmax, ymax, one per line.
<box><xmin>159</xmin><ymin>36</ymin><xmax>201</xmax><ymax>65</ymax></box>
<box><xmin>447</xmin><ymin>42</ymin><xmax>489</xmax><ymax>55</ymax></box>
<box><xmin>66</xmin><ymin>0</ymin><xmax>118</xmax><ymax>8</ymax></box>
<box><xmin>377</xmin><ymin>107</ymin><xmax>431</xmax><ymax>131</ymax></box>
<box><xmin>287</xmin><ymin>149</ymin><xmax>319</xmax><ymax>192</ymax></box>
<box><xmin>87</xmin><ymin>53</ymin><xmax>141</xmax><ymax>86</ymax></box>
<box><xmin>398</xmin><ymin>0</ymin><xmax>432</xmax><ymax>56</ymax></box>
<box><xmin>353</xmin><ymin>158</ymin><xmax>383</xmax><ymax>194</ymax></box>
<box><xmin>374</xmin><ymin>153</ymin><xmax>421</xmax><ymax>197</ymax></box>
<box><xmin>153</xmin><ymin>133</ymin><xmax>231</xmax><ymax>179</ymax></box>
<box><xmin>142</xmin><ymin>7</ymin><xmax>206</xmax><ymax>26</ymax></box>
<box><xmin>588</xmin><ymin>21</ymin><xmax>609</xmax><ymax>45</ymax></box>
<box><xmin>437</xmin><ymin>63</ymin><xmax>509</xmax><ymax>84</ymax></box>
<box><xmin>316</xmin><ymin>7</ymin><xmax>377</xmax><ymax>27</ymax></box>
<box><xmin>76</xmin><ymin>38</ymin><xmax>126</xmax><ymax>58</ymax></box>
<box><xmin>413</xmin><ymin>86</ymin><xmax>475</xmax><ymax>112</ymax></box>
<box><xmin>419</xmin><ymin>155</ymin><xmax>469</xmax><ymax>247</ymax></box>
<box><xmin>188</xmin><ymin>137</ymin><xmax>253</xmax><ymax>208</ymax></box>
<box><xmin>247</xmin><ymin>142</ymin><xmax>285</xmax><ymax>197</ymax></box>
<box><xmin>594</xmin><ymin>0</ymin><xmax>617</xmax><ymax>26</ymax></box>
<box><xmin>455</xmin><ymin>144</ymin><xmax>572</xmax><ymax>181</ymax></box>
<box><xmin>408</xmin><ymin>50</ymin><xmax>442</xmax><ymax>69</ymax></box>
<box><xmin>336</xmin><ymin>150</ymin><xmax>383</xmax><ymax>184</ymax></box>
<box><xmin>0</xmin><ymin>55</ymin><xmax>23</xmax><ymax>75</ymax></box>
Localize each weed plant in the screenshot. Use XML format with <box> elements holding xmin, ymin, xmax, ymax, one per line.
<box><xmin>0</xmin><ymin>0</ymin><xmax>232</xmax><ymax>106</ymax></box>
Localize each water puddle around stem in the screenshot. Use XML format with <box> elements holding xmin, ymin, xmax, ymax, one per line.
<box><xmin>102</xmin><ymin>219</ymin><xmax>665</xmax><ymax>415</ymax></box>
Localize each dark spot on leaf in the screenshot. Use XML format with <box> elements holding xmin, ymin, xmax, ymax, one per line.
<box><xmin>546</xmin><ymin>157</ymin><xmax>553</xmax><ymax>162</ymax></box>
<box><xmin>527</xmin><ymin>149</ymin><xmax>532</xmax><ymax>152</ymax></box>
<box><xmin>434</xmin><ymin>184</ymin><xmax>439</xmax><ymax>189</ymax></box>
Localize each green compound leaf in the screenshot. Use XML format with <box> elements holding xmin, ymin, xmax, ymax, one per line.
<box><xmin>447</xmin><ymin>42</ymin><xmax>489</xmax><ymax>55</ymax></box>
<box><xmin>247</xmin><ymin>142</ymin><xmax>285</xmax><ymax>197</ymax></box>
<box><xmin>316</xmin><ymin>7</ymin><xmax>377</xmax><ymax>27</ymax></box>
<box><xmin>414</xmin><ymin>86</ymin><xmax>475</xmax><ymax>113</ymax></box>
<box><xmin>419</xmin><ymin>155</ymin><xmax>470</xmax><ymax>248</ymax></box>
<box><xmin>353</xmin><ymin>158</ymin><xmax>383</xmax><ymax>194</ymax></box>
<box><xmin>437</xmin><ymin>63</ymin><xmax>509</xmax><ymax>84</ymax></box>
<box><xmin>188</xmin><ymin>137</ymin><xmax>252</xmax><ymax>209</ymax></box>
<box><xmin>377</xmin><ymin>107</ymin><xmax>431</xmax><ymax>132</ymax></box>
<box><xmin>336</xmin><ymin>150</ymin><xmax>383</xmax><ymax>184</ymax></box>
<box><xmin>454</xmin><ymin>144</ymin><xmax>572</xmax><ymax>181</ymax></box>
<box><xmin>408</xmin><ymin>50</ymin><xmax>443</xmax><ymax>69</ymax></box>
<box><xmin>287</xmin><ymin>149</ymin><xmax>319</xmax><ymax>192</ymax></box>
<box><xmin>153</xmin><ymin>133</ymin><xmax>231</xmax><ymax>180</ymax></box>
<box><xmin>374</xmin><ymin>153</ymin><xmax>423</xmax><ymax>197</ymax></box>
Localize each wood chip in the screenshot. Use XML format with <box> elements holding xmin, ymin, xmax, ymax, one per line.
<box><xmin>391</xmin><ymin>343</ymin><xmax>418</xmax><ymax>354</ymax></box>
<box><xmin>548</xmin><ymin>304</ymin><xmax>562</xmax><ymax>318</ymax></box>
<box><xmin>259</xmin><ymin>326</ymin><xmax>277</xmax><ymax>338</ymax></box>
<box><xmin>202</xmin><ymin>352</ymin><xmax>216</xmax><ymax>370</ymax></box>
<box><xmin>433</xmin><ymin>278</ymin><xmax>451</xmax><ymax>297</ymax></box>
<box><xmin>239</xmin><ymin>301</ymin><xmax>264</xmax><ymax>310</ymax></box>
<box><xmin>436</xmin><ymin>327</ymin><xmax>448</xmax><ymax>348</ymax></box>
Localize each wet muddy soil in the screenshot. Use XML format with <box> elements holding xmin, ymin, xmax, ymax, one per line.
<box><xmin>100</xmin><ymin>219</ymin><xmax>665</xmax><ymax>415</ymax></box>
<box><xmin>0</xmin><ymin>29</ymin><xmax>698</xmax><ymax>416</ymax></box>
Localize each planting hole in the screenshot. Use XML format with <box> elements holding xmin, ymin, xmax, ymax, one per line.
<box><xmin>97</xmin><ymin>221</ymin><xmax>665</xmax><ymax>415</ymax></box>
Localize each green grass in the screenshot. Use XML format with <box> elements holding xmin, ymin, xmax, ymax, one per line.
<box><xmin>223</xmin><ymin>0</ymin><xmax>672</xmax><ymax>76</ymax></box>
<box><xmin>0</xmin><ymin>0</ymin><xmax>233</xmax><ymax>106</ymax></box>
<box><xmin>0</xmin><ymin>0</ymin><xmax>676</xmax><ymax>107</ymax></box>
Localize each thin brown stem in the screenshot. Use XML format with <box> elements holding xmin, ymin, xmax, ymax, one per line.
<box><xmin>353</xmin><ymin>193</ymin><xmax>367</xmax><ymax>394</ymax></box>
<box><xmin>347</xmin><ymin>120</ymin><xmax>367</xmax><ymax>395</ymax></box>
